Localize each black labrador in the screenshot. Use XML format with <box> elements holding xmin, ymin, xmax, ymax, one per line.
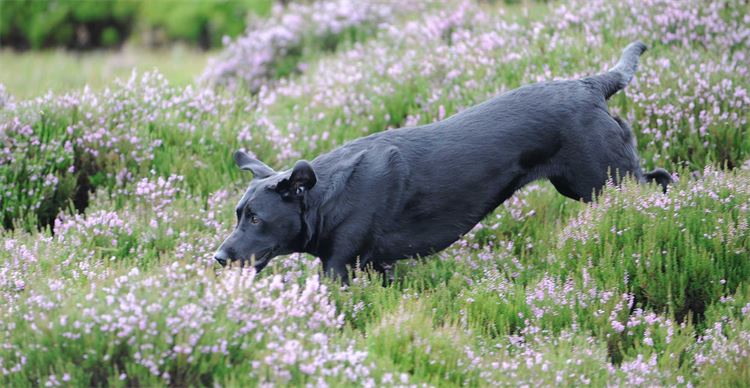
<box><xmin>214</xmin><ymin>41</ymin><xmax>672</xmax><ymax>281</ymax></box>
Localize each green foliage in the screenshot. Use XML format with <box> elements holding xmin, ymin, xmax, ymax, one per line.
<box><xmin>0</xmin><ymin>0</ymin><xmax>138</xmax><ymax>49</ymax></box>
<box><xmin>0</xmin><ymin>0</ymin><xmax>272</xmax><ymax>49</ymax></box>
<box><xmin>556</xmin><ymin>173</ymin><xmax>750</xmax><ymax>327</ymax></box>
<box><xmin>137</xmin><ymin>0</ymin><xmax>273</xmax><ymax>48</ymax></box>
<box><xmin>365</xmin><ymin>300</ymin><xmax>481</xmax><ymax>386</ymax></box>
<box><xmin>0</xmin><ymin>112</ymin><xmax>78</xmax><ymax>230</ymax></box>
<box><xmin>0</xmin><ymin>48</ymin><xmax>210</xmax><ymax>99</ymax></box>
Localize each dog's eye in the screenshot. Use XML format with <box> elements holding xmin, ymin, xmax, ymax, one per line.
<box><xmin>243</xmin><ymin>208</ymin><xmax>260</xmax><ymax>224</ymax></box>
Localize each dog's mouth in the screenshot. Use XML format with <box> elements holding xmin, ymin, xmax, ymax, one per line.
<box><xmin>250</xmin><ymin>252</ymin><xmax>273</xmax><ymax>272</ymax></box>
<box><xmin>219</xmin><ymin>251</ymin><xmax>273</xmax><ymax>272</ymax></box>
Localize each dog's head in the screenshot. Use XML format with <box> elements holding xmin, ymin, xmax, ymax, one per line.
<box><xmin>214</xmin><ymin>150</ymin><xmax>316</xmax><ymax>271</ymax></box>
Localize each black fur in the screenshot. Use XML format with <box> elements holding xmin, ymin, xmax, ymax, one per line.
<box><xmin>214</xmin><ymin>41</ymin><xmax>672</xmax><ymax>281</ymax></box>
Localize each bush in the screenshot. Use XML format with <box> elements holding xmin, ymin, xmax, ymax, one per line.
<box><xmin>557</xmin><ymin>169</ymin><xmax>750</xmax><ymax>325</ymax></box>
<box><xmin>201</xmin><ymin>0</ymin><xmax>423</xmax><ymax>92</ymax></box>
<box><xmin>0</xmin><ymin>0</ymin><xmax>138</xmax><ymax>49</ymax></box>
<box><xmin>137</xmin><ymin>0</ymin><xmax>273</xmax><ymax>49</ymax></box>
<box><xmin>0</xmin><ymin>0</ymin><xmax>272</xmax><ymax>50</ymax></box>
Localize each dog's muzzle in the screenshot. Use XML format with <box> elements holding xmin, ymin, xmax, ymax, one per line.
<box><xmin>214</xmin><ymin>250</ymin><xmax>228</xmax><ymax>267</ymax></box>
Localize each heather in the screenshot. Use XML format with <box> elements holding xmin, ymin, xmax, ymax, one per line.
<box><xmin>1</xmin><ymin>0</ymin><xmax>749</xmax><ymax>386</ymax></box>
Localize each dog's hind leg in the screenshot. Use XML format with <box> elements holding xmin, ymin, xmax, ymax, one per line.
<box><xmin>551</xmin><ymin>114</ymin><xmax>672</xmax><ymax>201</ymax></box>
<box><xmin>610</xmin><ymin>117</ymin><xmax>673</xmax><ymax>193</ymax></box>
<box><xmin>644</xmin><ymin>168</ymin><xmax>672</xmax><ymax>193</ymax></box>
<box><xmin>551</xmin><ymin>161</ymin><xmax>671</xmax><ymax>201</ymax></box>
<box><xmin>549</xmin><ymin>171</ymin><xmax>607</xmax><ymax>203</ymax></box>
<box><xmin>550</xmin><ymin>163</ymin><xmax>643</xmax><ymax>202</ymax></box>
<box><xmin>549</xmin><ymin>115</ymin><xmax>643</xmax><ymax>202</ymax></box>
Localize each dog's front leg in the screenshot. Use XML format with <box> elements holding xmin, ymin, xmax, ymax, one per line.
<box><xmin>371</xmin><ymin>261</ymin><xmax>395</xmax><ymax>286</ymax></box>
<box><xmin>321</xmin><ymin>256</ymin><xmax>352</xmax><ymax>285</ymax></box>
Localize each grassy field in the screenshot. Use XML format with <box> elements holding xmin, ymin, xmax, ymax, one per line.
<box><xmin>1</xmin><ymin>0</ymin><xmax>749</xmax><ymax>386</ymax></box>
<box><xmin>0</xmin><ymin>46</ymin><xmax>211</xmax><ymax>99</ymax></box>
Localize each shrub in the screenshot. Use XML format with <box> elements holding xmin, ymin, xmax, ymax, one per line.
<box><xmin>137</xmin><ymin>0</ymin><xmax>273</xmax><ymax>49</ymax></box>
<box><xmin>0</xmin><ymin>0</ymin><xmax>272</xmax><ymax>50</ymax></box>
<box><xmin>0</xmin><ymin>0</ymin><xmax>138</xmax><ymax>49</ymax></box>
<box><xmin>557</xmin><ymin>168</ymin><xmax>750</xmax><ymax>325</ymax></box>
<box><xmin>201</xmin><ymin>0</ymin><xmax>424</xmax><ymax>92</ymax></box>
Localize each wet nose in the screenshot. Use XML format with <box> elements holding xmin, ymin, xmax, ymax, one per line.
<box><xmin>214</xmin><ymin>250</ymin><xmax>228</xmax><ymax>267</ymax></box>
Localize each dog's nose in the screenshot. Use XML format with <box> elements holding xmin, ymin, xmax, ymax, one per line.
<box><xmin>214</xmin><ymin>250</ymin><xmax>228</xmax><ymax>267</ymax></box>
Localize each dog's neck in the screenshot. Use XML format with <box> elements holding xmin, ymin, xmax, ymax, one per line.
<box><xmin>296</xmin><ymin>185</ymin><xmax>322</xmax><ymax>256</ymax></box>
<box><xmin>296</xmin><ymin>152</ymin><xmax>365</xmax><ymax>259</ymax></box>
<box><xmin>297</xmin><ymin>174</ymin><xmax>347</xmax><ymax>260</ymax></box>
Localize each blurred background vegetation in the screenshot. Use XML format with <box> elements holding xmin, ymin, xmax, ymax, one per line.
<box><xmin>0</xmin><ymin>0</ymin><xmax>274</xmax><ymax>50</ymax></box>
<box><xmin>0</xmin><ymin>0</ymin><xmax>276</xmax><ymax>98</ymax></box>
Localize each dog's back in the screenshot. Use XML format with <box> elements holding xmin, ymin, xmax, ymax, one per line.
<box><xmin>310</xmin><ymin>42</ymin><xmax>657</xmax><ymax>264</ymax></box>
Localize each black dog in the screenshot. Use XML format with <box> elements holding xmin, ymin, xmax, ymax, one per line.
<box><xmin>214</xmin><ymin>41</ymin><xmax>672</xmax><ymax>280</ymax></box>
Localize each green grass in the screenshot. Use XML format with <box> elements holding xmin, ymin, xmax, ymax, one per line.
<box><xmin>0</xmin><ymin>46</ymin><xmax>210</xmax><ymax>99</ymax></box>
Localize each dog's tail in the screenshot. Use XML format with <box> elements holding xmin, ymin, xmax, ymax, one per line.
<box><xmin>587</xmin><ymin>41</ymin><xmax>647</xmax><ymax>100</ymax></box>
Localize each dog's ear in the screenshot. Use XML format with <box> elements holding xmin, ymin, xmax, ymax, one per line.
<box><xmin>645</xmin><ymin>168</ymin><xmax>672</xmax><ymax>193</ymax></box>
<box><xmin>276</xmin><ymin>160</ymin><xmax>317</xmax><ymax>200</ymax></box>
<box><xmin>234</xmin><ymin>150</ymin><xmax>275</xmax><ymax>179</ymax></box>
